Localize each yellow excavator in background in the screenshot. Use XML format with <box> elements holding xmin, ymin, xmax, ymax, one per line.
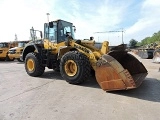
<box><xmin>21</xmin><ymin>19</ymin><xmax>148</xmax><ymax>91</ymax></box>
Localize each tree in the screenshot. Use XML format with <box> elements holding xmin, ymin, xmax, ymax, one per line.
<box><xmin>138</xmin><ymin>30</ymin><xmax>160</xmax><ymax>46</ymax></box>
<box><xmin>136</xmin><ymin>42</ymin><xmax>142</xmax><ymax>46</ymax></box>
<box><xmin>129</xmin><ymin>39</ymin><xmax>138</xmax><ymax>48</ymax></box>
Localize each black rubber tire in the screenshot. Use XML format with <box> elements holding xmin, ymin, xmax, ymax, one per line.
<box><xmin>0</xmin><ymin>58</ymin><xmax>5</xmax><ymax>61</ymax></box>
<box><xmin>25</xmin><ymin>53</ymin><xmax>45</xmax><ymax>77</ymax></box>
<box><xmin>60</xmin><ymin>51</ymin><xmax>91</xmax><ymax>84</ymax></box>
<box><xmin>17</xmin><ymin>58</ymin><xmax>23</xmax><ymax>62</ymax></box>
<box><xmin>90</xmin><ymin>68</ymin><xmax>95</xmax><ymax>76</ymax></box>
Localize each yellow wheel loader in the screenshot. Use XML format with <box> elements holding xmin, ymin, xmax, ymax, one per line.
<box><xmin>0</xmin><ymin>42</ymin><xmax>17</xmax><ymax>61</ymax></box>
<box><xmin>21</xmin><ymin>19</ymin><xmax>148</xmax><ymax>91</ymax></box>
<box><xmin>8</xmin><ymin>40</ymin><xmax>29</xmax><ymax>62</ymax></box>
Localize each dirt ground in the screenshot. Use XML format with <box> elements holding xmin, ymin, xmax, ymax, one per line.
<box><xmin>0</xmin><ymin>52</ymin><xmax>160</xmax><ymax>120</ymax></box>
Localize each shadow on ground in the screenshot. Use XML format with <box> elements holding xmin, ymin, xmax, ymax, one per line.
<box><xmin>16</xmin><ymin>62</ymin><xmax>24</xmax><ymax>64</ymax></box>
<box><xmin>80</xmin><ymin>77</ymin><xmax>100</xmax><ymax>89</ymax></box>
<box><xmin>40</xmin><ymin>71</ymin><xmax>63</xmax><ymax>80</ymax></box>
<box><xmin>40</xmin><ymin>70</ymin><xmax>100</xmax><ymax>88</ymax></box>
<box><xmin>109</xmin><ymin>78</ymin><xmax>160</xmax><ymax>102</ymax></box>
<box><xmin>39</xmin><ymin>71</ymin><xmax>160</xmax><ymax>102</ymax></box>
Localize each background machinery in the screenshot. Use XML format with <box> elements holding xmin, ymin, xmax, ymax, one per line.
<box><xmin>152</xmin><ymin>43</ymin><xmax>160</xmax><ymax>63</ymax></box>
<box><xmin>21</xmin><ymin>19</ymin><xmax>148</xmax><ymax>91</ymax></box>
<box><xmin>137</xmin><ymin>43</ymin><xmax>156</xmax><ymax>59</ymax></box>
<box><xmin>137</xmin><ymin>42</ymin><xmax>160</xmax><ymax>63</ymax></box>
<box><xmin>8</xmin><ymin>40</ymin><xmax>29</xmax><ymax>62</ymax></box>
<box><xmin>0</xmin><ymin>41</ymin><xmax>18</xmax><ymax>61</ymax></box>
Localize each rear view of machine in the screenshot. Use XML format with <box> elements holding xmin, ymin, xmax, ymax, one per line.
<box><xmin>21</xmin><ymin>19</ymin><xmax>148</xmax><ymax>91</ymax></box>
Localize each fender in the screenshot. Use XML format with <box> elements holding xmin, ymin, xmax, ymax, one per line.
<box><xmin>57</xmin><ymin>46</ymin><xmax>77</xmax><ymax>59</ymax></box>
<box><xmin>21</xmin><ymin>43</ymin><xmax>42</xmax><ymax>61</ymax></box>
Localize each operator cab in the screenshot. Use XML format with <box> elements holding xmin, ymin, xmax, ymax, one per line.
<box><xmin>0</xmin><ymin>42</ymin><xmax>9</xmax><ymax>48</ymax></box>
<box><xmin>44</xmin><ymin>19</ymin><xmax>75</xmax><ymax>43</ymax></box>
<box><xmin>18</xmin><ymin>41</ymin><xmax>28</xmax><ymax>47</ymax></box>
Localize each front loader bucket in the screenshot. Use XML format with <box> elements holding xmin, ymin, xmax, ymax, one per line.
<box><xmin>153</xmin><ymin>49</ymin><xmax>160</xmax><ymax>63</ymax></box>
<box><xmin>95</xmin><ymin>51</ymin><xmax>148</xmax><ymax>91</ymax></box>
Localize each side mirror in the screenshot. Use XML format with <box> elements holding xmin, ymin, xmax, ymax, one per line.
<box><xmin>90</xmin><ymin>36</ymin><xmax>94</xmax><ymax>40</ymax></box>
<box><xmin>49</xmin><ymin>22</ymin><xmax>53</xmax><ymax>28</ymax></box>
<box><xmin>73</xmin><ymin>26</ymin><xmax>76</xmax><ymax>32</ymax></box>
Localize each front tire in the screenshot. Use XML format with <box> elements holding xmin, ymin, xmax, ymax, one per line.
<box><xmin>25</xmin><ymin>53</ymin><xmax>45</xmax><ymax>77</ymax></box>
<box><xmin>60</xmin><ymin>51</ymin><xmax>91</xmax><ymax>84</ymax></box>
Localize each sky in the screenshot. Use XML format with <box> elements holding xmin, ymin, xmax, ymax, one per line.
<box><xmin>0</xmin><ymin>0</ymin><xmax>160</xmax><ymax>45</ymax></box>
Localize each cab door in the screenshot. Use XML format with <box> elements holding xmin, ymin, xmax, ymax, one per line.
<box><xmin>43</xmin><ymin>22</ymin><xmax>58</xmax><ymax>54</ymax></box>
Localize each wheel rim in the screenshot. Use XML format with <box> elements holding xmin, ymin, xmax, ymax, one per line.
<box><xmin>27</xmin><ymin>58</ymin><xmax>35</xmax><ymax>71</ymax></box>
<box><xmin>64</xmin><ymin>60</ymin><xmax>77</xmax><ymax>76</ymax></box>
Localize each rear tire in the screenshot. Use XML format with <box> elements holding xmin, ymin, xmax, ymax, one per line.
<box><xmin>25</xmin><ymin>53</ymin><xmax>45</xmax><ymax>77</ymax></box>
<box><xmin>60</xmin><ymin>51</ymin><xmax>91</xmax><ymax>84</ymax></box>
<box><xmin>0</xmin><ymin>58</ymin><xmax>5</xmax><ymax>61</ymax></box>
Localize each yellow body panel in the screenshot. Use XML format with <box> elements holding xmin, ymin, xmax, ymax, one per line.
<box><xmin>0</xmin><ymin>48</ymin><xmax>8</xmax><ymax>58</ymax></box>
<box><xmin>44</xmin><ymin>39</ymin><xmax>66</xmax><ymax>54</ymax></box>
<box><xmin>43</xmin><ymin>38</ymin><xmax>110</xmax><ymax>70</ymax></box>
<box><xmin>0</xmin><ymin>41</ymin><xmax>18</xmax><ymax>59</ymax></box>
<box><xmin>8</xmin><ymin>47</ymin><xmax>23</xmax><ymax>59</ymax></box>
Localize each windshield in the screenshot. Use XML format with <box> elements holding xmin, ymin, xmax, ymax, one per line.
<box><xmin>58</xmin><ymin>20</ymin><xmax>74</xmax><ymax>42</ymax></box>
<box><xmin>0</xmin><ymin>43</ymin><xmax>3</xmax><ymax>48</ymax></box>
<box><xmin>0</xmin><ymin>43</ymin><xmax>8</xmax><ymax>48</ymax></box>
<box><xmin>18</xmin><ymin>42</ymin><xmax>26</xmax><ymax>47</ymax></box>
<box><xmin>44</xmin><ymin>20</ymin><xmax>75</xmax><ymax>43</ymax></box>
